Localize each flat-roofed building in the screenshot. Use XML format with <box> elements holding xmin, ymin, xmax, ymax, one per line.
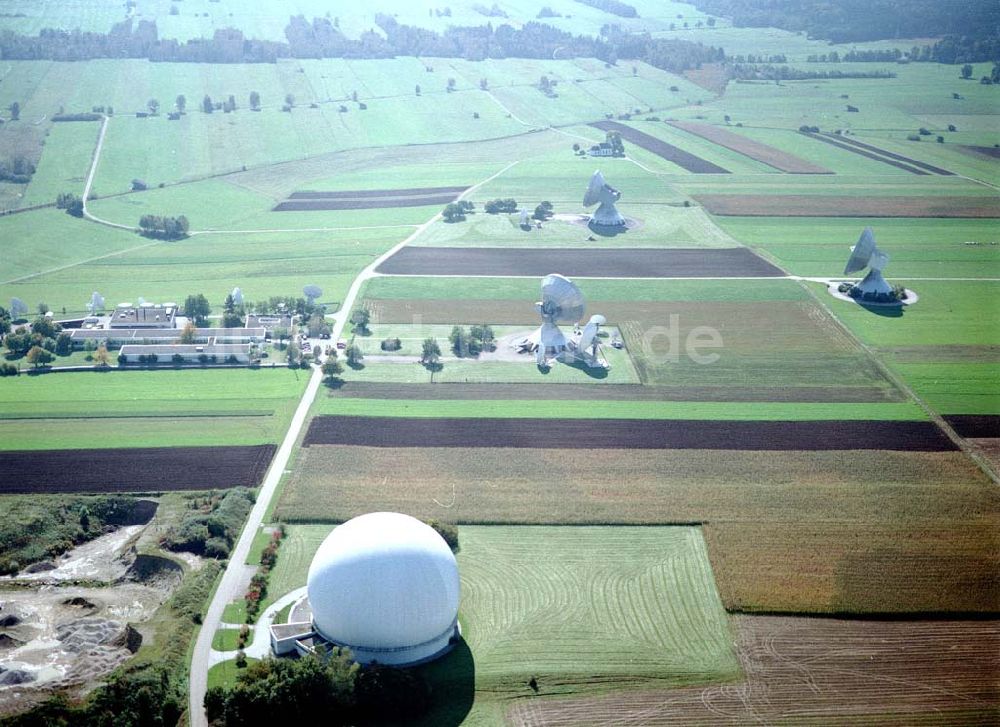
<box><xmin>118</xmin><ymin>343</ymin><xmax>252</xmax><ymax>364</ymax></box>
<box><xmin>69</xmin><ymin>328</ymin><xmax>265</xmax><ymax>350</ymax></box>
<box><xmin>109</xmin><ymin>303</ymin><xmax>177</xmax><ymax>329</ymax></box>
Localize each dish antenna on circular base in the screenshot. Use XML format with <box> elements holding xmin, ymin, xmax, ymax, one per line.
<box><xmin>231</xmin><ymin>287</ymin><xmax>244</xmax><ymax>306</ymax></box>
<box><xmin>583</xmin><ymin>171</ymin><xmax>626</xmax><ymax>228</ymax></box>
<box><xmin>9</xmin><ymin>298</ymin><xmax>28</xmax><ymax>319</ymax></box>
<box><xmin>517</xmin><ymin>275</ymin><xmax>609</xmax><ymax>369</ymax></box>
<box><xmin>844</xmin><ymin>227</ymin><xmax>892</xmax><ymax>297</ymax></box>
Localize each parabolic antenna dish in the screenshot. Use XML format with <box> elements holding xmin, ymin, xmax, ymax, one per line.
<box><xmin>844</xmin><ymin>227</ymin><xmax>877</xmax><ymax>275</ymax></box>
<box><xmin>10</xmin><ymin>298</ymin><xmax>27</xmax><ymax>318</ymax></box>
<box><xmin>539</xmin><ymin>273</ymin><xmax>585</xmax><ymax>323</ymax></box>
<box><xmin>87</xmin><ymin>291</ymin><xmax>105</xmax><ymax>312</ymax></box>
<box><xmin>583</xmin><ymin>170</ymin><xmax>607</xmax><ymax>207</ymax></box>
<box><xmin>231</xmin><ymin>287</ymin><xmax>244</xmax><ymax>306</ymax></box>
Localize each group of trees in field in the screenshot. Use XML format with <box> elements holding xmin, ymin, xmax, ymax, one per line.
<box><xmin>221</xmin><ymin>294</ymin><xmax>246</xmax><ymax>328</ymax></box>
<box><xmin>138</xmin><ymin>214</ymin><xmax>190</xmax><ymax>239</ymax></box>
<box><xmin>2</xmin><ymin>314</ymin><xmax>74</xmax><ymax>368</ymax></box>
<box><xmin>442</xmin><ymin>200</ymin><xmax>475</xmax><ymax>223</ymax></box>
<box><xmin>484</xmin><ymin>198</ymin><xmax>518</xmax><ymax>214</ymax></box>
<box><xmin>204</xmin><ymin>651</ymin><xmax>431</xmax><ymax>725</ymax></box>
<box><xmin>163</xmin><ymin>488</ymin><xmax>255</xmax><ymax>558</ymax></box>
<box><xmin>56</xmin><ymin>192</ymin><xmax>84</xmax><ymax>217</ymax></box>
<box><xmin>449</xmin><ymin>325</ymin><xmax>496</xmax><ymax>357</ymax></box>
<box><xmin>183</xmin><ymin>294</ymin><xmax>212</xmax><ymax>325</ymax></box>
<box><xmin>0</xmin><ymin>155</ymin><xmax>35</xmax><ymax>184</ymax></box>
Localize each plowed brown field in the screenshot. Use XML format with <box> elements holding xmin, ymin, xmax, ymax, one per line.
<box><xmin>0</xmin><ymin>445</ymin><xmax>276</xmax><ymax>493</ymax></box>
<box><xmin>507</xmin><ymin>616</ymin><xmax>1000</xmax><ymax>725</ymax></box>
<box><xmin>669</xmin><ymin>121</ymin><xmax>832</xmax><ymax>173</ymax></box>
<box><xmin>590</xmin><ymin>120</ymin><xmax>731</xmax><ymax>173</ymax></box>
<box><xmin>696</xmin><ymin>194</ymin><xmax>1000</xmax><ymax>217</ymax></box>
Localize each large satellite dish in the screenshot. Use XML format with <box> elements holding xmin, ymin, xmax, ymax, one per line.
<box><xmin>10</xmin><ymin>298</ymin><xmax>27</xmax><ymax>319</ymax></box>
<box><xmin>843</xmin><ymin>227</ymin><xmax>892</xmax><ymax>297</ymax></box>
<box><xmin>578</xmin><ymin>314</ymin><xmax>606</xmax><ymax>357</ymax></box>
<box><xmin>86</xmin><ymin>291</ymin><xmax>105</xmax><ymax>314</ymax></box>
<box><xmin>538</xmin><ymin>273</ymin><xmax>585</xmax><ymax>324</ymax></box>
<box><xmin>583</xmin><ymin>170</ymin><xmax>626</xmax><ymax>228</ymax></box>
<box><xmin>231</xmin><ymin>287</ymin><xmax>244</xmax><ymax>306</ymax></box>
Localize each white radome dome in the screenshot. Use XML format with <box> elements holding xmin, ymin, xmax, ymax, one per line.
<box><xmin>306</xmin><ymin>512</ymin><xmax>460</xmax><ymax>665</ymax></box>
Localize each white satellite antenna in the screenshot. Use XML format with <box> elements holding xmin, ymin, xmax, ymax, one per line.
<box><xmin>530</xmin><ymin>274</ymin><xmax>585</xmax><ymax>366</ymax></box>
<box><xmin>231</xmin><ymin>287</ymin><xmax>244</xmax><ymax>306</ymax></box>
<box><xmin>137</xmin><ymin>296</ymin><xmax>147</xmax><ymax>307</ymax></box>
<box><xmin>87</xmin><ymin>291</ymin><xmax>105</xmax><ymax>314</ymax></box>
<box><xmin>519</xmin><ymin>209</ymin><xmax>530</xmax><ymax>227</ymax></box>
<box><xmin>577</xmin><ymin>314</ymin><xmax>607</xmax><ymax>362</ymax></box>
<box><xmin>843</xmin><ymin>227</ymin><xmax>892</xmax><ymax>297</ymax></box>
<box><xmin>583</xmin><ymin>170</ymin><xmax>626</xmax><ymax>228</ymax></box>
<box><xmin>10</xmin><ymin>298</ymin><xmax>28</xmax><ymax>319</ymax></box>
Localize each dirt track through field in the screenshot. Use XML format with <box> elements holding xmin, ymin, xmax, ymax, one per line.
<box><xmin>803</xmin><ymin>131</ymin><xmax>930</xmax><ymax>174</ymax></box>
<box><xmin>375</xmin><ymin>246</ymin><xmax>784</xmax><ymax>277</ymax></box>
<box><xmin>668</xmin><ymin>121</ymin><xmax>833</xmax><ymax>173</ymax></box>
<box><xmin>0</xmin><ymin>445</ymin><xmax>276</xmax><ymax>493</ymax></box>
<box><xmin>508</xmin><ymin>616</ymin><xmax>1000</xmax><ymax>725</ymax></box>
<box><xmin>825</xmin><ymin>134</ymin><xmax>955</xmax><ymax>175</ymax></box>
<box><xmin>303</xmin><ymin>416</ymin><xmax>954</xmax><ymax>451</ymax></box>
<box><xmin>590</xmin><ymin>120</ymin><xmax>731</xmax><ymax>173</ymax></box>
<box><xmin>696</xmin><ymin>194</ymin><xmax>1000</xmax><ymax>217</ymax></box>
<box><xmin>289</xmin><ymin>186</ymin><xmax>468</xmax><ymax>200</ymax></box>
<box><xmin>329</xmin><ymin>381</ymin><xmax>902</xmax><ymax>403</ymax></box>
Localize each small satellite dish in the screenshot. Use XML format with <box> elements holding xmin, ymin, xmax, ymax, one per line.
<box><xmin>578</xmin><ymin>313</ymin><xmax>606</xmax><ymax>356</ymax></box>
<box><xmin>519</xmin><ymin>209</ymin><xmax>530</xmax><ymax>227</ymax></box>
<box><xmin>231</xmin><ymin>287</ymin><xmax>244</xmax><ymax>306</ymax></box>
<box><xmin>843</xmin><ymin>227</ymin><xmax>893</xmax><ymax>297</ymax></box>
<box><xmin>137</xmin><ymin>296</ymin><xmax>147</xmax><ymax>307</ymax></box>
<box><xmin>303</xmin><ymin>284</ymin><xmax>322</xmax><ymax>302</ymax></box>
<box><xmin>87</xmin><ymin>291</ymin><xmax>105</xmax><ymax>314</ymax></box>
<box><xmin>10</xmin><ymin>298</ymin><xmax>27</xmax><ymax>319</ymax></box>
<box><xmin>583</xmin><ymin>170</ymin><xmax>626</xmax><ymax>227</ymax></box>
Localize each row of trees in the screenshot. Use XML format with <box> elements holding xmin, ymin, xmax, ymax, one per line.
<box><xmin>204</xmin><ymin>651</ymin><xmax>431</xmax><ymax>725</ymax></box>
<box><xmin>138</xmin><ymin>214</ymin><xmax>190</xmax><ymax>239</ymax></box>
<box><xmin>449</xmin><ymin>325</ymin><xmax>496</xmax><ymax>357</ymax></box>
<box><xmin>730</xmin><ymin>64</ymin><xmax>895</xmax><ymax>81</ymax></box>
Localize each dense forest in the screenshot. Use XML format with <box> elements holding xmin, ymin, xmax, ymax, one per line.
<box><xmin>0</xmin><ymin>16</ymin><xmax>721</xmax><ymax>75</ymax></box>
<box><xmin>688</xmin><ymin>0</ymin><xmax>1000</xmax><ymax>62</ymax></box>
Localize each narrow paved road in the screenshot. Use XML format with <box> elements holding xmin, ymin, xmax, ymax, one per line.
<box><xmin>187</xmin><ymin>160</ymin><xmax>519</xmax><ymax>726</ymax></box>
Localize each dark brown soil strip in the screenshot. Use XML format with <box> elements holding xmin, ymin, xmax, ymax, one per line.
<box><xmin>668</xmin><ymin>121</ymin><xmax>833</xmax><ymax>174</ymax></box>
<box><xmin>802</xmin><ymin>132</ymin><xmax>929</xmax><ymax>174</ymax></box>
<box><xmin>303</xmin><ymin>416</ymin><xmax>955</xmax><ymax>451</ymax></box>
<box><xmin>695</xmin><ymin>194</ymin><xmax>1000</xmax><ymax>218</ymax></box>
<box><xmin>959</xmin><ymin>145</ymin><xmax>1000</xmax><ymax>160</ymax></box>
<box><xmin>289</xmin><ymin>186</ymin><xmax>468</xmax><ymax>200</ymax></box>
<box><xmin>944</xmin><ymin>415</ymin><xmax>1000</xmax><ymax>438</ymax></box>
<box><xmin>329</xmin><ymin>382</ymin><xmax>902</xmax><ymax>403</ymax></box>
<box><xmin>825</xmin><ymin>135</ymin><xmax>955</xmax><ymax>175</ymax></box>
<box><xmin>590</xmin><ymin>120</ymin><xmax>731</xmax><ymax>173</ymax></box>
<box><xmin>375</xmin><ymin>246</ymin><xmax>784</xmax><ymax>277</ymax></box>
<box><xmin>274</xmin><ymin>194</ymin><xmax>459</xmax><ymax>211</ymax></box>
<box><xmin>0</xmin><ymin>445</ymin><xmax>276</xmax><ymax>494</ymax></box>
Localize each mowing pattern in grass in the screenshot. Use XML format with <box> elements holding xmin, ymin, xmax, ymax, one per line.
<box><xmin>0</xmin><ymin>445</ymin><xmax>276</xmax><ymax>494</ymax></box>
<box><xmin>668</xmin><ymin>121</ymin><xmax>833</xmax><ymax>174</ymax></box>
<box><xmin>509</xmin><ymin>616</ymin><xmax>1000</xmax><ymax>724</ymax></box>
<box><xmin>590</xmin><ymin>120</ymin><xmax>730</xmax><ymax>173</ymax></box>
<box><xmin>697</xmin><ymin>194</ymin><xmax>1000</xmax><ymax>217</ymax></box>
<box><xmin>302</xmin><ymin>416</ymin><xmax>953</xmax><ymax>451</ymax></box>
<box><xmin>276</xmin><ymin>446</ymin><xmax>998</xmax><ymax>613</ymax></box>
<box><xmin>375</xmin><ymin>246</ymin><xmax>784</xmax><ymax>277</ymax></box>
<box><xmin>456</xmin><ymin>526</ymin><xmax>739</xmax><ymax>696</ymax></box>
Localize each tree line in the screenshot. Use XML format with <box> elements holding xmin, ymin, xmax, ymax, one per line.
<box><xmin>730</xmin><ymin>64</ymin><xmax>896</xmax><ymax>81</ymax></box>
<box><xmin>685</xmin><ymin>0</ymin><xmax>999</xmax><ymax>62</ymax></box>
<box><xmin>0</xmin><ymin>14</ymin><xmax>722</xmax><ymax>75</ymax></box>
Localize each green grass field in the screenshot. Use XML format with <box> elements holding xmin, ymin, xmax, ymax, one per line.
<box><xmin>259</xmin><ymin>523</ymin><xmax>740</xmax><ymax>719</ymax></box>
<box><xmin>0</xmin><ymin>368</ymin><xmax>308</xmax><ymax>449</ymax></box>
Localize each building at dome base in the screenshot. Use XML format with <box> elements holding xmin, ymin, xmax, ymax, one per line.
<box><xmin>271</xmin><ymin>512</ymin><xmax>460</xmax><ymax>667</ymax></box>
